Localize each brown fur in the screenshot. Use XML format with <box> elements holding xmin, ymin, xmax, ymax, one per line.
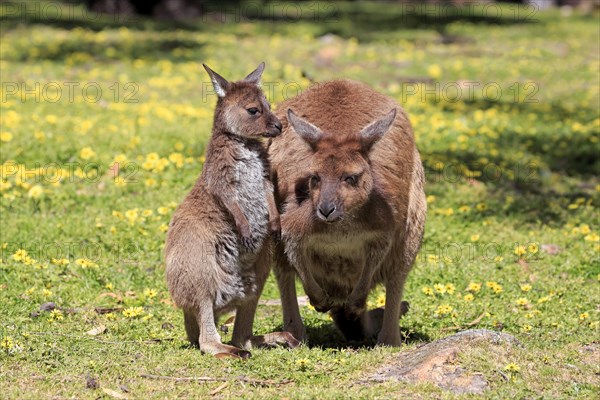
<box><xmin>268</xmin><ymin>79</ymin><xmax>426</xmax><ymax>345</ymax></box>
<box><xmin>165</xmin><ymin>63</ymin><xmax>299</xmax><ymax>358</ymax></box>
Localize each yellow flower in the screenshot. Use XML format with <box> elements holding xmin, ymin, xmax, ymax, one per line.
<box><xmin>48</xmin><ymin>309</ymin><xmax>64</xmax><ymax>321</ymax></box>
<box><xmin>520</xmin><ymin>284</ymin><xmax>532</xmax><ymax>292</ymax></box>
<box><xmin>27</xmin><ymin>185</ymin><xmax>44</xmax><ymax>199</ymax></box>
<box><xmin>504</xmin><ymin>363</ymin><xmax>520</xmax><ymax>373</ymax></box>
<box><xmin>145</xmin><ymin>178</ymin><xmax>157</xmax><ymax>187</ymax></box>
<box><xmin>521</xmin><ymin>324</ymin><xmax>532</xmax><ymax>333</ymax></box>
<box><xmin>515</xmin><ymin>298</ymin><xmax>529</xmax><ymax>307</ymax></box>
<box><xmin>584</xmin><ymin>233</ymin><xmax>599</xmax><ymax>242</ymax></box>
<box><xmin>537</xmin><ymin>296</ymin><xmax>551</xmax><ymax>304</ymax></box>
<box><xmin>427</xmin><ymin>254</ymin><xmax>439</xmax><ymax>264</ymax></box>
<box><xmin>494</xmin><ymin>256</ymin><xmax>504</xmax><ymax>262</ymax></box>
<box><xmin>445</xmin><ymin>283</ymin><xmax>456</xmax><ymax>295</ymax></box>
<box><xmin>144</xmin><ymin>288</ymin><xmax>157</xmax><ymax>299</ymax></box>
<box><xmin>433</xmin><ymin>283</ymin><xmax>446</xmax><ymax>294</ymax></box>
<box><xmin>579</xmin><ymin>312</ymin><xmax>589</xmax><ymax>321</ymax></box>
<box><xmin>486</xmin><ymin>281</ymin><xmax>503</xmax><ymax>294</ymax></box>
<box><xmin>157</xmin><ymin>206</ymin><xmax>169</xmax><ymax>215</ymax></box>
<box><xmin>296</xmin><ymin>358</ymin><xmax>310</xmax><ymax>368</ymax></box>
<box><xmin>375</xmin><ymin>294</ymin><xmax>385</xmax><ymax>307</ymax></box>
<box><xmin>422</xmin><ymin>286</ymin><xmax>434</xmax><ymax>296</ymax></box>
<box><xmin>435</xmin><ymin>304</ymin><xmax>453</xmax><ymax>316</ymax></box>
<box><xmin>527</xmin><ymin>243</ymin><xmax>538</xmax><ymax>254</ymax></box>
<box><xmin>122</xmin><ymin>307</ymin><xmax>144</xmax><ymax>318</ymax></box>
<box><xmin>466</xmin><ymin>282</ymin><xmax>482</xmax><ymax>293</ymax></box>
<box><xmin>458</xmin><ymin>205</ymin><xmax>470</xmax><ymax>213</ymax></box>
<box><xmin>579</xmin><ymin>224</ymin><xmax>591</xmax><ymax>234</ymax></box>
<box><xmin>79</xmin><ymin>146</ymin><xmax>96</xmax><ymax>160</ymax></box>
<box><xmin>0</xmin><ymin>131</ymin><xmax>13</xmax><ymax>142</ymax></box>
<box><xmin>113</xmin><ymin>153</ymin><xmax>128</xmax><ymax>164</ymax></box>
<box><xmin>1</xmin><ymin>336</ymin><xmax>14</xmax><ymax>349</ymax></box>
<box><xmin>463</xmin><ymin>294</ymin><xmax>474</xmax><ymax>302</ymax></box>
<box><xmin>75</xmin><ymin>258</ymin><xmax>98</xmax><ymax>268</ymax></box>
<box><xmin>159</xmin><ymin>223</ymin><xmax>169</xmax><ymax>233</ymax></box>
<box><xmin>105</xmin><ymin>283</ymin><xmax>114</xmax><ymax>290</ymax></box>
<box><xmin>514</xmin><ymin>245</ymin><xmax>527</xmax><ymax>257</ymax></box>
<box><xmin>476</xmin><ymin>203</ymin><xmax>487</xmax><ymax>211</ymax></box>
<box><xmin>470</xmin><ymin>234</ymin><xmax>480</xmax><ymax>242</ymax></box>
<box><xmin>426</xmin><ymin>195</ymin><xmax>436</xmax><ymax>203</ymax></box>
<box><xmin>51</xmin><ymin>258</ymin><xmax>69</xmax><ymax>266</ymax></box>
<box><xmin>125</xmin><ymin>209</ymin><xmax>138</xmax><ymax>223</ymax></box>
<box><xmin>105</xmin><ymin>313</ymin><xmax>117</xmax><ymax>321</ymax></box>
<box><xmin>12</xmin><ymin>249</ymin><xmax>28</xmax><ymax>261</ymax></box>
<box><xmin>427</xmin><ymin>64</ymin><xmax>442</xmax><ymax>79</ymax></box>
<box><xmin>42</xmin><ymin>289</ymin><xmax>52</xmax><ymax>298</ymax></box>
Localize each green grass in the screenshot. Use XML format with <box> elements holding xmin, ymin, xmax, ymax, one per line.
<box><xmin>1</xmin><ymin>1</ymin><xmax>599</xmax><ymax>398</ymax></box>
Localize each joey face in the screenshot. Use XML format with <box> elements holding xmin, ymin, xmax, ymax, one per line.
<box><xmin>287</xmin><ymin>109</ymin><xmax>397</xmax><ymax>223</ymax></box>
<box><xmin>203</xmin><ymin>63</ymin><xmax>282</xmax><ymax>139</ymax></box>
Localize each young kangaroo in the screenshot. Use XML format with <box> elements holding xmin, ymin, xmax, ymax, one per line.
<box><xmin>165</xmin><ymin>63</ymin><xmax>299</xmax><ymax>358</ymax></box>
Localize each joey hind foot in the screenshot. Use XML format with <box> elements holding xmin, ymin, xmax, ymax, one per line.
<box><xmin>200</xmin><ymin>341</ymin><xmax>252</xmax><ymax>359</ymax></box>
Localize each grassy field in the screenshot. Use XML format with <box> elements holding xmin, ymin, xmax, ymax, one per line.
<box><xmin>1</xmin><ymin>1</ymin><xmax>599</xmax><ymax>398</ymax></box>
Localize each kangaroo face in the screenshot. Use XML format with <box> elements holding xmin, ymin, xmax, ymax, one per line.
<box><xmin>204</xmin><ymin>63</ymin><xmax>282</xmax><ymax>139</ymax></box>
<box><xmin>287</xmin><ymin>109</ymin><xmax>397</xmax><ymax>223</ymax></box>
<box><xmin>306</xmin><ymin>150</ymin><xmax>372</xmax><ymax>223</ymax></box>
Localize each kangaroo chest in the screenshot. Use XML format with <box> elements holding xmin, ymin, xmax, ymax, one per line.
<box><xmin>302</xmin><ymin>229</ymin><xmax>389</xmax><ymax>292</ymax></box>
<box><xmin>232</xmin><ymin>145</ymin><xmax>270</xmax><ymax>230</ymax></box>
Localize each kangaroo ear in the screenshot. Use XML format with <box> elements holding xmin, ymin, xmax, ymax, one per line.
<box><xmin>359</xmin><ymin>108</ymin><xmax>396</xmax><ymax>152</ymax></box>
<box><xmin>203</xmin><ymin>64</ymin><xmax>230</xmax><ymax>98</ymax></box>
<box><xmin>243</xmin><ymin>62</ymin><xmax>265</xmax><ymax>85</ymax></box>
<box><xmin>287</xmin><ymin>109</ymin><xmax>323</xmax><ymax>150</ymax></box>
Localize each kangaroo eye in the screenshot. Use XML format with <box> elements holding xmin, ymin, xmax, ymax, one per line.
<box><xmin>247</xmin><ymin>107</ymin><xmax>260</xmax><ymax>115</ymax></box>
<box><xmin>309</xmin><ymin>175</ymin><xmax>320</xmax><ymax>187</ymax></box>
<box><xmin>344</xmin><ymin>175</ymin><xmax>358</xmax><ymax>185</ymax></box>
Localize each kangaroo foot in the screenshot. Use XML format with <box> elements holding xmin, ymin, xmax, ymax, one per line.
<box><xmin>200</xmin><ymin>341</ymin><xmax>252</xmax><ymax>359</ymax></box>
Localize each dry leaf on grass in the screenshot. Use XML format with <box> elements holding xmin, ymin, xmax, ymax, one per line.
<box><xmin>85</xmin><ymin>325</ymin><xmax>107</xmax><ymax>336</ymax></box>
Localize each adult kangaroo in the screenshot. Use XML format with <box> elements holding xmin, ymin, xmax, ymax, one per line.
<box><xmin>268</xmin><ymin>79</ymin><xmax>426</xmax><ymax>346</ymax></box>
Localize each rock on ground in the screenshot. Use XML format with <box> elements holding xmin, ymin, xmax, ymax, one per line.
<box><xmin>367</xmin><ymin>329</ymin><xmax>520</xmax><ymax>394</ymax></box>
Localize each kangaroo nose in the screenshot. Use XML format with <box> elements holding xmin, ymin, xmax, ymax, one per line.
<box><xmin>273</xmin><ymin>120</ymin><xmax>282</xmax><ymax>132</ymax></box>
<box><xmin>318</xmin><ymin>203</ymin><xmax>336</xmax><ymax>218</ymax></box>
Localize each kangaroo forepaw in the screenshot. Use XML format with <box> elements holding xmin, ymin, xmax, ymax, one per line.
<box><xmin>269</xmin><ymin>217</ymin><xmax>281</xmax><ymax>235</ymax></box>
<box><xmin>310</xmin><ymin>296</ymin><xmax>333</xmax><ymax>313</ymax></box>
<box><xmin>344</xmin><ymin>297</ymin><xmax>367</xmax><ymax>317</ymax></box>
<box><xmin>240</xmin><ymin>235</ymin><xmax>257</xmax><ymax>251</ymax></box>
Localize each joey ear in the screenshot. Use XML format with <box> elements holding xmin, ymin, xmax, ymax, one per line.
<box><xmin>287</xmin><ymin>109</ymin><xmax>323</xmax><ymax>149</ymax></box>
<box><xmin>359</xmin><ymin>108</ymin><xmax>397</xmax><ymax>152</ymax></box>
<box><xmin>203</xmin><ymin>63</ymin><xmax>230</xmax><ymax>98</ymax></box>
<box><xmin>243</xmin><ymin>62</ymin><xmax>265</xmax><ymax>85</ymax></box>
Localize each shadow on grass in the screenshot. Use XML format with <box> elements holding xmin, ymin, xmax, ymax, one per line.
<box><xmin>302</xmin><ymin>323</ymin><xmax>430</xmax><ymax>350</ymax></box>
